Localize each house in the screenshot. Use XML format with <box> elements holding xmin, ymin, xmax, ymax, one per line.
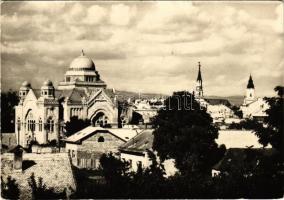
<box><xmin>240</xmin><ymin>75</ymin><xmax>269</xmax><ymax>121</ymax></box>
<box><xmin>119</xmin><ymin>130</ymin><xmax>177</xmax><ymax>176</ymax></box>
<box><xmin>63</xmin><ymin>126</ymin><xmax>140</xmax><ymax>168</ymax></box>
<box><xmin>1</xmin><ymin>147</ymin><xmax>76</xmax><ymax>199</ymax></box>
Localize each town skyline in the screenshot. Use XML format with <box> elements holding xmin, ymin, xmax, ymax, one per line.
<box><xmin>2</xmin><ymin>1</ymin><xmax>283</xmax><ymax>96</ymax></box>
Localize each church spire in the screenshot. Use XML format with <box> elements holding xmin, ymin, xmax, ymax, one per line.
<box><xmin>197</xmin><ymin>62</ymin><xmax>202</xmax><ymax>82</ymax></box>
<box><xmin>247</xmin><ymin>74</ymin><xmax>255</xmax><ymax>89</ymax></box>
<box><xmin>195</xmin><ymin>62</ymin><xmax>204</xmax><ymax>98</ymax></box>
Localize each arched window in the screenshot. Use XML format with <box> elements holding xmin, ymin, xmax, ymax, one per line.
<box><xmin>26</xmin><ymin>112</ymin><xmax>35</xmax><ymax>132</ymax></box>
<box><xmin>39</xmin><ymin>118</ymin><xmax>43</xmax><ymax>131</ymax></box>
<box><xmin>47</xmin><ymin>118</ymin><xmax>54</xmax><ymax>133</ymax></box>
<box><xmin>17</xmin><ymin>118</ymin><xmax>21</xmax><ymax>131</ymax></box>
<box><xmin>92</xmin><ymin>112</ymin><xmax>108</xmax><ymax>127</ymax></box>
<box><xmin>98</xmin><ymin>136</ymin><xmax>104</xmax><ymax>142</ymax></box>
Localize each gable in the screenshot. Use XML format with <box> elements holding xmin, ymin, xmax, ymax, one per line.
<box><xmin>83</xmin><ymin>131</ymin><xmax>125</xmax><ymax>143</ymax></box>
<box><xmin>23</xmin><ymin>89</ymin><xmax>38</xmax><ymax>102</ymax></box>
<box><xmin>87</xmin><ymin>89</ymin><xmax>114</xmax><ymax>108</ymax></box>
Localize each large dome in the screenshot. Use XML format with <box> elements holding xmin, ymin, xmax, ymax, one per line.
<box><xmin>70</xmin><ymin>50</ymin><xmax>95</xmax><ymax>70</ymax></box>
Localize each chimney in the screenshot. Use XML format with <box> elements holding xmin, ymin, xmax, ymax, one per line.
<box><xmin>10</xmin><ymin>145</ymin><xmax>24</xmax><ymax>172</ymax></box>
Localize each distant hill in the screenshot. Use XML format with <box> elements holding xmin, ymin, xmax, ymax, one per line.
<box><xmin>115</xmin><ymin>90</ymin><xmax>168</xmax><ymax>101</ymax></box>
<box><xmin>115</xmin><ymin>90</ymin><xmax>244</xmax><ymax>106</ymax></box>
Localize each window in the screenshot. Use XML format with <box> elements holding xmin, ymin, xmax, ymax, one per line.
<box><xmin>17</xmin><ymin>118</ymin><xmax>21</xmax><ymax>131</ymax></box>
<box><xmin>98</xmin><ymin>136</ymin><xmax>104</xmax><ymax>142</ymax></box>
<box><xmin>66</xmin><ymin>77</ymin><xmax>70</xmax><ymax>82</ymax></box>
<box><xmin>47</xmin><ymin>118</ymin><xmax>54</xmax><ymax>133</ymax></box>
<box><xmin>72</xmin><ymin>150</ymin><xmax>75</xmax><ymax>158</ymax></box>
<box><xmin>44</xmin><ymin>91</ymin><xmax>47</xmax><ymax>95</ymax></box>
<box><xmin>39</xmin><ymin>118</ymin><xmax>43</xmax><ymax>131</ymax></box>
<box><xmin>27</xmin><ymin>120</ymin><xmax>35</xmax><ymax>132</ymax></box>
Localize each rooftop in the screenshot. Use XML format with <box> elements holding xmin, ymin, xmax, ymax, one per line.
<box><xmin>1</xmin><ymin>153</ymin><xmax>76</xmax><ymax>199</ymax></box>
<box><xmin>64</xmin><ymin>126</ymin><xmax>141</xmax><ymax>144</ymax></box>
<box><xmin>119</xmin><ymin>129</ymin><xmax>154</xmax><ymax>154</ymax></box>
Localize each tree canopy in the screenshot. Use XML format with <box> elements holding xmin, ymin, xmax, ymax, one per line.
<box><xmin>1</xmin><ymin>90</ymin><xmax>19</xmax><ymax>133</ymax></box>
<box><xmin>152</xmin><ymin>91</ymin><xmax>226</xmax><ymax>175</ymax></box>
<box><xmin>65</xmin><ymin>116</ymin><xmax>90</xmax><ymax>137</ymax></box>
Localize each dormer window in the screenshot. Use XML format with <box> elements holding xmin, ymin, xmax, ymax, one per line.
<box><xmin>98</xmin><ymin>136</ymin><xmax>104</xmax><ymax>142</ymax></box>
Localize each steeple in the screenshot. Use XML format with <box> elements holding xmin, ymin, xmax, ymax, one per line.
<box><xmin>247</xmin><ymin>74</ymin><xmax>255</xmax><ymax>89</ymax></box>
<box><xmin>195</xmin><ymin>62</ymin><xmax>204</xmax><ymax>98</ymax></box>
<box><xmin>244</xmin><ymin>74</ymin><xmax>256</xmax><ymax>105</ymax></box>
<box><xmin>197</xmin><ymin>61</ymin><xmax>202</xmax><ymax>82</ymax></box>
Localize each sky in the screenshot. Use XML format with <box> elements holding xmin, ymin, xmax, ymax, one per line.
<box><xmin>1</xmin><ymin>1</ymin><xmax>283</xmax><ymax>97</ymax></box>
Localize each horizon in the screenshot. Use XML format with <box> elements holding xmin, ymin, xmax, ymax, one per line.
<box><xmin>1</xmin><ymin>1</ymin><xmax>283</xmax><ymax>96</ymax></box>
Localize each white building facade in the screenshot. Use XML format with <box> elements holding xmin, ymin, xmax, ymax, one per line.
<box><xmin>15</xmin><ymin>51</ymin><xmax>123</xmax><ymax>147</ymax></box>
<box><xmin>240</xmin><ymin>75</ymin><xmax>269</xmax><ymax>120</ymax></box>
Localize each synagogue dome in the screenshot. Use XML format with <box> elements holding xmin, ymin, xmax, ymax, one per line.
<box><xmin>70</xmin><ymin>50</ymin><xmax>95</xmax><ymax>70</ymax></box>
<box><xmin>43</xmin><ymin>80</ymin><xmax>53</xmax><ymax>87</ymax></box>
<box><xmin>21</xmin><ymin>81</ymin><xmax>31</xmax><ymax>88</ymax></box>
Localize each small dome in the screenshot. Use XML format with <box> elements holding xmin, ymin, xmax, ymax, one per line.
<box><xmin>43</xmin><ymin>80</ymin><xmax>53</xmax><ymax>87</ymax></box>
<box><xmin>70</xmin><ymin>50</ymin><xmax>95</xmax><ymax>70</ymax></box>
<box><xmin>21</xmin><ymin>81</ymin><xmax>31</xmax><ymax>88</ymax></box>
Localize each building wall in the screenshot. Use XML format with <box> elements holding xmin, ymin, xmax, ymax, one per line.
<box><xmin>65</xmin><ymin>132</ymin><xmax>125</xmax><ymax>168</ymax></box>
<box><xmin>120</xmin><ymin>152</ymin><xmax>150</xmax><ymax>171</ymax></box>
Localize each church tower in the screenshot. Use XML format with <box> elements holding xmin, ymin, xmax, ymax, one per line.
<box><xmin>195</xmin><ymin>62</ymin><xmax>204</xmax><ymax>98</ymax></box>
<box><xmin>244</xmin><ymin>74</ymin><xmax>255</xmax><ymax>105</ymax></box>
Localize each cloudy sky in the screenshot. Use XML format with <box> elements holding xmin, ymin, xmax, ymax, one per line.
<box><xmin>1</xmin><ymin>1</ymin><xmax>283</xmax><ymax>96</ymax></box>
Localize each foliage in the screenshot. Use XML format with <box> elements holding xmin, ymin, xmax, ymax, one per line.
<box><xmin>28</xmin><ymin>173</ymin><xmax>66</xmax><ymax>199</ymax></box>
<box><xmin>1</xmin><ymin>176</ymin><xmax>20</xmax><ymax>199</ymax></box>
<box><xmin>72</xmin><ymin>88</ymin><xmax>283</xmax><ymax>198</ymax></box>
<box><xmin>65</xmin><ymin>116</ymin><xmax>90</xmax><ymax>137</ymax></box>
<box><xmin>253</xmin><ymin>86</ymin><xmax>283</xmax><ymax>151</ymax></box>
<box><xmin>230</xmin><ymin>105</ymin><xmax>243</xmax><ymax>118</ymax></box>
<box><xmin>152</xmin><ymin>91</ymin><xmax>226</xmax><ymax>175</ymax></box>
<box><xmin>228</xmin><ymin>118</ymin><xmax>260</xmax><ymax>130</ymax></box>
<box><xmin>1</xmin><ymin>90</ymin><xmax>19</xmax><ymax>133</ymax></box>
<box><xmin>129</xmin><ymin>150</ymin><xmax>168</xmax><ymax>198</ymax></box>
<box><xmin>129</xmin><ymin>111</ymin><xmax>143</xmax><ymax>125</ymax></box>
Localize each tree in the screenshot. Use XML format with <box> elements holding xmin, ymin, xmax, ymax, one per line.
<box><xmin>129</xmin><ymin>150</ymin><xmax>168</xmax><ymax>198</ymax></box>
<box><xmin>28</xmin><ymin>173</ymin><xmax>66</xmax><ymax>199</ymax></box>
<box><xmin>1</xmin><ymin>176</ymin><xmax>20</xmax><ymax>199</ymax></box>
<box><xmin>231</xmin><ymin>105</ymin><xmax>243</xmax><ymax>118</ymax></box>
<box><xmin>99</xmin><ymin>153</ymin><xmax>131</xmax><ymax>198</ymax></box>
<box><xmin>65</xmin><ymin>116</ymin><xmax>90</xmax><ymax>137</ymax></box>
<box><xmin>1</xmin><ymin>90</ymin><xmax>19</xmax><ymax>133</ymax></box>
<box><xmin>152</xmin><ymin>91</ymin><xmax>226</xmax><ymax>175</ymax></box>
<box><xmin>253</xmin><ymin>86</ymin><xmax>283</xmax><ymax>152</ymax></box>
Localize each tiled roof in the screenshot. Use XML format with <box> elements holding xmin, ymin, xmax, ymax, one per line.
<box><xmin>1</xmin><ymin>153</ymin><xmax>76</xmax><ymax>199</ymax></box>
<box><xmin>32</xmin><ymin>89</ymin><xmax>42</xmax><ymax>99</ymax></box>
<box><xmin>205</xmin><ymin>98</ymin><xmax>231</xmax><ymax>106</ymax></box>
<box><xmin>119</xmin><ymin>129</ymin><xmax>154</xmax><ymax>153</ymax></box>
<box><xmin>68</xmin><ymin>89</ymin><xmax>86</xmax><ymax>104</ymax></box>
<box><xmin>64</xmin><ymin>126</ymin><xmax>107</xmax><ymax>143</ymax></box>
<box><xmin>64</xmin><ymin>126</ymin><xmax>139</xmax><ymax>144</ymax></box>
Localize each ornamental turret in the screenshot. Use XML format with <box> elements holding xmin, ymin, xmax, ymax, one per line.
<box><xmin>19</xmin><ymin>81</ymin><xmax>31</xmax><ymax>99</ymax></box>
<box><xmin>41</xmin><ymin>80</ymin><xmax>55</xmax><ymax>98</ymax></box>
